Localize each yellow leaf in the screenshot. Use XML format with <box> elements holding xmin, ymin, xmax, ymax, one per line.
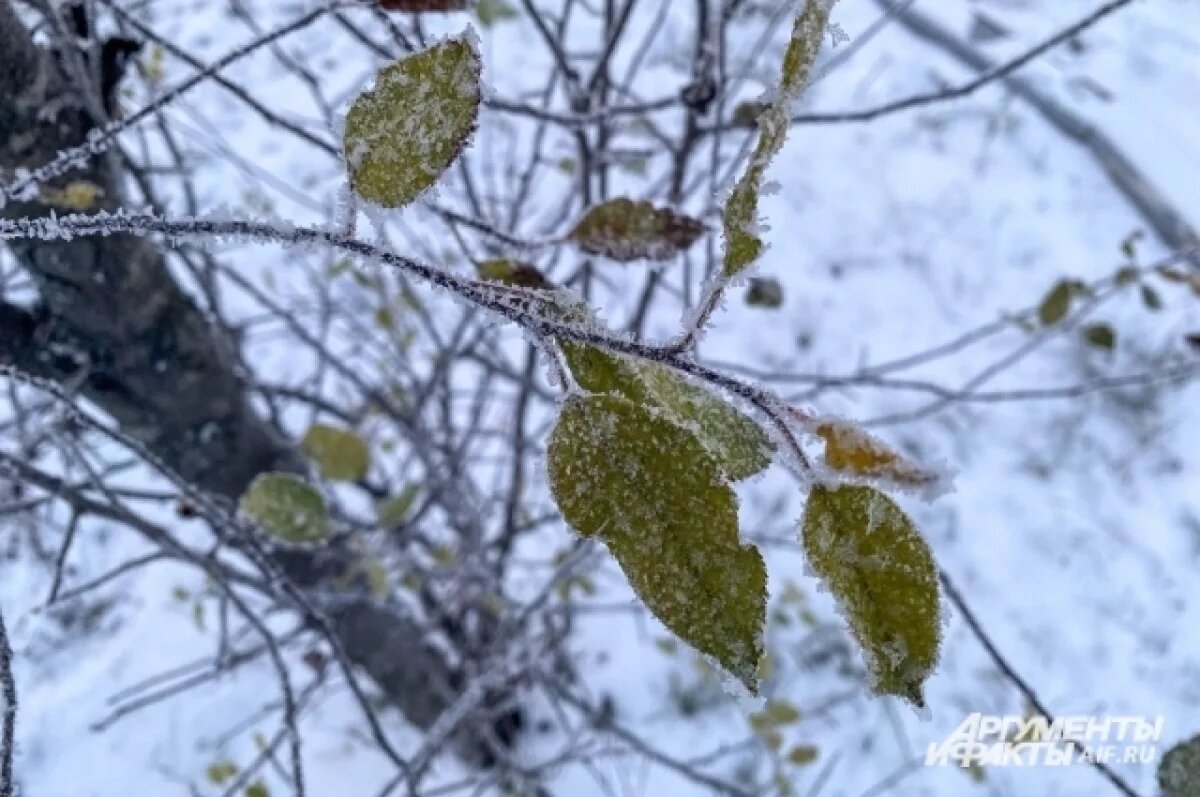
<box><xmin>301</xmin><ymin>424</ymin><xmax>370</xmax><ymax>482</ymax></box>
<box><xmin>815</xmin><ymin>419</ymin><xmax>936</xmax><ymax>489</ymax></box>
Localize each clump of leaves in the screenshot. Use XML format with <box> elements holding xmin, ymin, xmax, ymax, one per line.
<box><xmin>334</xmin><ymin>1</ymin><xmax>947</xmax><ymax>706</ymax></box>
<box><xmin>343</xmin><ymin>35</ymin><xmax>481</xmax><ymax>208</ymax></box>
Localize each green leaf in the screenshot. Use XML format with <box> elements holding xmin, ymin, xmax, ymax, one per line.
<box><xmin>206</xmin><ymin>761</ymin><xmax>238</xmax><ymax>786</ymax></box>
<box><xmin>1141</xmin><ymin>283</ymin><xmax>1163</xmax><ymax>311</ymax></box>
<box><xmin>800</xmin><ymin>485</ymin><xmax>941</xmax><ymax>706</ymax></box>
<box><xmin>301</xmin><ymin>424</ymin><xmax>370</xmax><ymax>481</ymax></box>
<box><xmin>343</xmin><ymin>36</ymin><xmax>481</xmax><ymax>207</ymax></box>
<box><xmin>749</xmin><ymin>700</ymin><xmax>802</xmax><ymax>730</ymax></box>
<box><xmin>722</xmin><ymin>0</ymin><xmax>831</xmax><ymax>277</ymax></box>
<box><xmin>636</xmin><ymin>361</ymin><xmax>773</xmax><ymax>481</ymax></box>
<box><xmin>1159</xmin><ymin>733</ymin><xmax>1200</xmax><ymax>797</ymax></box>
<box><xmin>475</xmin><ymin>258</ymin><xmax>552</xmax><ymax>289</ymax></box>
<box><xmin>377</xmin><ymin>482</ymin><xmax>421</xmax><ymax>526</ymax></box>
<box><xmin>245</xmin><ymin>782</ymin><xmax>271</xmax><ymax>797</ymax></box>
<box><xmin>547</xmin><ymin>394</ymin><xmax>766</xmax><ymax>691</ymax></box>
<box><xmin>240</xmin><ymin>473</ymin><xmax>330</xmax><ymax>544</ymax></box>
<box><xmin>476</xmin><ymin>0</ymin><xmax>519</xmax><ymax>27</ymax></box>
<box><xmin>1082</xmin><ymin>323</ymin><xmax>1116</xmax><ymax>351</ymax></box>
<box><xmin>787</xmin><ymin>745</ymin><xmax>819</xmax><ymax>766</ymax></box>
<box><xmin>1037</xmin><ymin>278</ymin><xmax>1087</xmax><ymax>326</ymax></box>
<box><xmin>559</xmin><ymin>343</ymin><xmax>772</xmax><ymax>480</ymax></box>
<box><xmin>566</xmin><ymin>197</ymin><xmax>705</xmax><ymax>262</ymax></box>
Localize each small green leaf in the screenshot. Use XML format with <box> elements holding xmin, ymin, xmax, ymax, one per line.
<box><xmin>1037</xmin><ymin>279</ymin><xmax>1075</xmax><ymax>326</ymax></box>
<box><xmin>1159</xmin><ymin>733</ymin><xmax>1200</xmax><ymax>797</ymax></box>
<box><xmin>1141</xmin><ymin>284</ymin><xmax>1163</xmax><ymax>311</ymax></box>
<box><xmin>745</xmin><ymin>276</ymin><xmax>784</xmax><ymax>308</ymax></box>
<box><xmin>377</xmin><ymin>482</ymin><xmax>421</xmax><ymax>526</ymax></box>
<box><xmin>476</xmin><ymin>0</ymin><xmax>519</xmax><ymax>27</ymax></box>
<box><xmin>1112</xmin><ymin>265</ymin><xmax>1140</xmax><ymax>286</ymax></box>
<box><xmin>245</xmin><ymin>782</ymin><xmax>271</xmax><ymax>797</ymax></box>
<box><xmin>731</xmin><ymin>100</ymin><xmax>769</xmax><ymax>129</ymax></box>
<box><xmin>800</xmin><ymin>485</ymin><xmax>941</xmax><ymax>706</ymax></box>
<box><xmin>566</xmin><ymin>197</ymin><xmax>705</xmax><ymax>262</ymax></box>
<box><xmin>547</xmin><ymin>394</ymin><xmax>766</xmax><ymax>691</ymax></box>
<box><xmin>1082</xmin><ymin>323</ymin><xmax>1117</xmax><ymax>351</ymax></box>
<box><xmin>301</xmin><ymin>424</ymin><xmax>370</xmax><ymax>481</ymax></box>
<box><xmin>787</xmin><ymin>745</ymin><xmax>819</xmax><ymax>766</ymax></box>
<box><xmin>240</xmin><ymin>473</ymin><xmax>330</xmax><ymax>544</ymax></box>
<box><xmin>750</xmin><ymin>700</ymin><xmax>802</xmax><ymax>730</ymax></box>
<box><xmin>206</xmin><ymin>761</ymin><xmax>238</xmax><ymax>786</ymax></box>
<box><xmin>1120</xmin><ymin>229</ymin><xmax>1144</xmax><ymax>260</ymax></box>
<box><xmin>343</xmin><ymin>36</ymin><xmax>481</xmax><ymax>208</ymax></box>
<box><xmin>475</xmin><ymin>258</ymin><xmax>552</xmax><ymax>289</ymax></box>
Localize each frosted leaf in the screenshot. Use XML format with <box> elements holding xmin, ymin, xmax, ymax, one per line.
<box><xmin>566</xmin><ymin>198</ymin><xmax>706</xmax><ymax>263</ymax></box>
<box><xmin>547</xmin><ymin>393</ymin><xmax>767</xmax><ymax>691</ymax></box>
<box><xmin>476</xmin><ymin>258</ymin><xmax>552</xmax><ymax>289</ymax></box>
<box><xmin>240</xmin><ymin>473</ymin><xmax>330</xmax><ymax>544</ymax></box>
<box><xmin>559</xmin><ymin>342</ymin><xmax>773</xmax><ymax>480</ymax></box>
<box><xmin>301</xmin><ymin>423</ymin><xmax>371</xmax><ymax>481</ymax></box>
<box><xmin>722</xmin><ymin>0</ymin><xmax>833</xmax><ymax>277</ymax></box>
<box><xmin>1159</xmin><ymin>733</ymin><xmax>1200</xmax><ymax>797</ymax></box>
<box><xmin>813</xmin><ymin>418</ymin><xmax>940</xmax><ymax>492</ymax></box>
<box><xmin>343</xmin><ymin>35</ymin><xmax>481</xmax><ymax>208</ymax></box>
<box><xmin>800</xmin><ymin>484</ymin><xmax>941</xmax><ymax>706</ymax></box>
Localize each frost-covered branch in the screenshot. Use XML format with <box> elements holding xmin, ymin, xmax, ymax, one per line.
<box><xmin>0</xmin><ymin>209</ymin><xmax>819</xmax><ymax>474</ymax></box>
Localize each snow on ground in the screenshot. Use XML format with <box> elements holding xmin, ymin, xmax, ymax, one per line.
<box><xmin>3</xmin><ymin>0</ymin><xmax>1199</xmax><ymax>795</ymax></box>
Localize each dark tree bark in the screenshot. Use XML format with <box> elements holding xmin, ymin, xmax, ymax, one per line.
<box><xmin>0</xmin><ymin>0</ymin><xmax>491</xmax><ymax>756</ymax></box>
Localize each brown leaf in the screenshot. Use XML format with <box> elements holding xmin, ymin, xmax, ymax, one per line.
<box><xmin>567</xmin><ymin>198</ymin><xmax>706</xmax><ymax>262</ymax></box>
